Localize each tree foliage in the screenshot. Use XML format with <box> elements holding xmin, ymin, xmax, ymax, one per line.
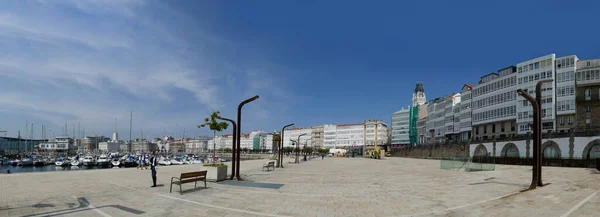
<box><xmin>199</xmin><ymin>111</ymin><xmax>229</xmax><ymax>132</ymax></box>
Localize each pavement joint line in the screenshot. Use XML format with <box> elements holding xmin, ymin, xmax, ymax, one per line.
<box><xmin>71</xmin><ymin>196</ymin><xmax>112</xmax><ymax>217</ymax></box>
<box><xmin>397</xmin><ymin>191</ymin><xmax>522</xmax><ymax>217</ymax></box>
<box><xmin>108</xmin><ymin>182</ymin><xmax>291</xmax><ymax>217</ymax></box>
<box><xmin>560</xmin><ymin>190</ymin><xmax>599</xmax><ymax>217</ymax></box>
<box><xmin>154</xmin><ymin>193</ymin><xmax>291</xmax><ymax>217</ymax></box>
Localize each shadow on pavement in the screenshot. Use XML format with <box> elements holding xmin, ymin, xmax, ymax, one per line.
<box><xmin>22</xmin><ymin>197</ymin><xmax>144</xmax><ymax>217</ymax></box>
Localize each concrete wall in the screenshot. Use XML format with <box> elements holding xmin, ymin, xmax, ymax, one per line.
<box><xmin>469</xmin><ymin>135</ymin><xmax>600</xmax><ymax>159</ymax></box>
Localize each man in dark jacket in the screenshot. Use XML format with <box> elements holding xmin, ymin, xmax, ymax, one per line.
<box><xmin>150</xmin><ymin>151</ymin><xmax>157</xmax><ymax>187</ymax></box>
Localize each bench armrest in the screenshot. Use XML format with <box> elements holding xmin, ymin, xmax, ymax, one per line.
<box><xmin>171</xmin><ymin>177</ymin><xmax>180</xmax><ymax>182</ymax></box>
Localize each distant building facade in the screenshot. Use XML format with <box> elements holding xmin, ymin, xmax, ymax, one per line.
<box><xmin>391</xmin><ymin>108</ymin><xmax>410</xmax><ymax>145</ymax></box>
<box><xmin>575</xmin><ymin>58</ymin><xmax>600</xmax><ymax>129</ymax></box>
<box><xmin>472</xmin><ymin>66</ymin><xmax>518</xmax><ymax>141</ymax></box>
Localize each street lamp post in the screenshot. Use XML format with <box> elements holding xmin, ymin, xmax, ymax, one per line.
<box><xmin>303</xmin><ymin>138</ymin><xmax>312</xmax><ymax>161</ymax></box>
<box><xmin>214</xmin><ymin>116</ymin><xmax>236</xmax><ymax>180</ymax></box>
<box><xmin>279</xmin><ymin>124</ymin><xmax>294</xmax><ymax>168</ymax></box>
<box><xmin>295</xmin><ymin>133</ymin><xmax>307</xmax><ymax>163</ymax></box>
<box><xmin>517</xmin><ymin>79</ymin><xmax>552</xmax><ymax>190</ymax></box>
<box><xmin>235</xmin><ymin>95</ymin><xmax>259</xmax><ymax>181</ymax></box>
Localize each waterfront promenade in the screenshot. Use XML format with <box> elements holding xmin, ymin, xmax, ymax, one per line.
<box><xmin>1</xmin><ymin>157</ymin><xmax>599</xmax><ymax>217</ymax></box>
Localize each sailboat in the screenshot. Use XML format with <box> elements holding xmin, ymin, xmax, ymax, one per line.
<box><xmin>70</xmin><ymin>156</ymin><xmax>80</xmax><ymax>166</ymax></box>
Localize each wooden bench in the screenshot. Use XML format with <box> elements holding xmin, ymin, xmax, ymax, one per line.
<box><xmin>262</xmin><ymin>161</ymin><xmax>275</xmax><ymax>171</ymax></box>
<box><xmin>170</xmin><ymin>171</ymin><xmax>207</xmax><ymax>194</ymax></box>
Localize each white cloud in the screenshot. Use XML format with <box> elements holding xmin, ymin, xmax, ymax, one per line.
<box><xmin>0</xmin><ymin>1</ymin><xmax>295</xmax><ymax>138</ymax></box>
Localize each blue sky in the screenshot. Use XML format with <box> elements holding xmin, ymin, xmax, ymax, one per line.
<box><xmin>1</xmin><ymin>0</ymin><xmax>600</xmax><ymax>139</ymax></box>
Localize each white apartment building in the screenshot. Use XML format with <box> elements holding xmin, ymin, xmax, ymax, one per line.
<box><xmin>207</xmin><ymin>130</ymin><xmax>275</xmax><ymax>152</ymax></box>
<box><xmin>323</xmin><ymin>124</ymin><xmax>337</xmax><ymax>148</ymax></box>
<box><xmin>458</xmin><ymin>84</ymin><xmax>473</xmax><ymax>141</ymax></box>
<box><xmin>391</xmin><ymin>108</ymin><xmax>410</xmax><ymax>145</ymax></box>
<box><xmin>516</xmin><ymin>54</ymin><xmax>556</xmax><ymax>134</ymax></box>
<box><xmin>335</xmin><ymin>123</ymin><xmax>365</xmax><ymax>147</ymax></box>
<box><xmin>364</xmin><ymin>120</ymin><xmax>388</xmax><ymax>146</ymax></box>
<box><xmin>283</xmin><ymin>128</ymin><xmax>312</xmax><ymax>148</ymax></box>
<box><xmin>185</xmin><ymin>136</ymin><xmax>211</xmax><ymax>153</ymax></box>
<box><xmin>472</xmin><ymin>66</ymin><xmax>518</xmax><ymax>140</ymax></box>
<box><xmin>444</xmin><ymin>93</ymin><xmax>461</xmax><ymax>137</ymax></box>
<box><xmin>434</xmin><ymin>97</ymin><xmax>448</xmax><ymax>142</ymax></box>
<box><xmin>246</xmin><ymin>130</ymin><xmax>274</xmax><ymax>151</ymax></box>
<box><xmin>98</xmin><ymin>141</ymin><xmax>122</xmax><ymax>152</ymax></box>
<box><xmin>207</xmin><ymin>134</ymin><xmax>233</xmax><ymax>151</ymax></box>
<box><xmin>98</xmin><ymin>132</ymin><xmax>124</xmax><ymax>152</ymax></box>
<box><xmin>555</xmin><ymin>55</ymin><xmax>578</xmax><ymax>132</ymax></box>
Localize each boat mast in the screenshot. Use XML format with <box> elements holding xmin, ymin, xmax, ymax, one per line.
<box><xmin>25</xmin><ymin>120</ymin><xmax>28</xmax><ymax>153</ymax></box>
<box><xmin>129</xmin><ymin>110</ymin><xmax>132</xmax><ymax>153</ymax></box>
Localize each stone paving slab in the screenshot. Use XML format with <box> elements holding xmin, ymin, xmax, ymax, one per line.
<box><xmin>0</xmin><ymin>157</ymin><xmax>599</xmax><ymax>216</ymax></box>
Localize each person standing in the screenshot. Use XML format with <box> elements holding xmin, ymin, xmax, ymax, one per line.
<box><xmin>150</xmin><ymin>151</ymin><xmax>157</xmax><ymax>187</ymax></box>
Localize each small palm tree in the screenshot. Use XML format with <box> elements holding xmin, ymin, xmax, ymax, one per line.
<box><xmin>199</xmin><ymin>111</ymin><xmax>229</xmax><ymax>162</ymax></box>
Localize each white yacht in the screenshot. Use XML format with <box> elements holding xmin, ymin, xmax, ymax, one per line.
<box><xmin>82</xmin><ymin>155</ymin><xmax>95</xmax><ymax>167</ymax></box>
<box><xmin>158</xmin><ymin>156</ymin><xmax>171</xmax><ymax>166</ymax></box>
<box><xmin>96</xmin><ymin>154</ymin><xmax>111</xmax><ymax>167</ymax></box>
<box><xmin>111</xmin><ymin>158</ymin><xmax>120</xmax><ymax>167</ymax></box>
<box><xmin>170</xmin><ymin>157</ymin><xmax>184</xmax><ymax>165</ymax></box>
<box><xmin>19</xmin><ymin>158</ymin><xmax>34</xmax><ymax>166</ymax></box>
<box><xmin>54</xmin><ymin>157</ymin><xmax>70</xmax><ymax>166</ymax></box>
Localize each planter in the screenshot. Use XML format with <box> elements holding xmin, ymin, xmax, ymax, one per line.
<box><xmin>202</xmin><ymin>165</ymin><xmax>228</xmax><ymax>182</ymax></box>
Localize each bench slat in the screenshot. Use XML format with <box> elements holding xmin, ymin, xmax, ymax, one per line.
<box><xmin>172</xmin><ymin>177</ymin><xmax>205</xmax><ymax>185</ymax></box>
<box><xmin>180</xmin><ymin>171</ymin><xmax>207</xmax><ymax>179</ymax></box>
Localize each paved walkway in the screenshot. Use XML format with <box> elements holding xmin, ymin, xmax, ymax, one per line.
<box><xmin>0</xmin><ymin>157</ymin><xmax>599</xmax><ymax>217</ymax></box>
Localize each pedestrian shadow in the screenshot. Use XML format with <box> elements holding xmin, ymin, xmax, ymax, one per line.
<box><xmin>22</xmin><ymin>197</ymin><xmax>144</xmax><ymax>217</ymax></box>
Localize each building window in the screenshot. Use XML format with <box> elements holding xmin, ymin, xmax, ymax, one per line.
<box><xmin>542</xmin><ymin>109</ymin><xmax>547</xmax><ymax>117</ymax></box>
<box><xmin>501</xmin><ymin>123</ymin><xmax>505</xmax><ymax>132</ymax></box>
<box><xmin>483</xmin><ymin>126</ymin><xmax>487</xmax><ymax>134</ymax></box>
<box><xmin>560</xmin><ymin>117</ymin><xmax>565</xmax><ymax>126</ymax></box>
<box><xmin>586</xmin><ymin>89</ymin><xmax>592</xmax><ymax>100</ymax></box>
<box><xmin>568</xmin><ymin>116</ymin><xmax>573</xmax><ymax>125</ymax></box>
<box><xmin>492</xmin><ymin>124</ymin><xmax>496</xmax><ymax>133</ymax></box>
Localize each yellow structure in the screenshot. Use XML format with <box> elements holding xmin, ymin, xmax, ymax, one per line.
<box><xmin>363</xmin><ymin>120</ymin><xmax>384</xmax><ymax>158</ymax></box>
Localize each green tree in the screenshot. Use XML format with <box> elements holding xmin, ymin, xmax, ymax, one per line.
<box><xmin>199</xmin><ymin>111</ymin><xmax>229</xmax><ymax>162</ymax></box>
<box><xmin>224</xmin><ymin>148</ymin><xmax>232</xmax><ymax>153</ymax></box>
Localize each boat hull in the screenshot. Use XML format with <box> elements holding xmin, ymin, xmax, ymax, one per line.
<box><xmin>97</xmin><ymin>161</ymin><xmax>111</xmax><ymax>167</ymax></box>
<box><xmin>70</xmin><ymin>160</ymin><xmax>80</xmax><ymax>166</ymax></box>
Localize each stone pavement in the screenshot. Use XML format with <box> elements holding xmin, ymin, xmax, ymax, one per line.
<box><xmin>0</xmin><ymin>157</ymin><xmax>599</xmax><ymax>217</ymax></box>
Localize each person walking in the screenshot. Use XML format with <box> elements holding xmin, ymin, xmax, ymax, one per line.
<box><xmin>150</xmin><ymin>151</ymin><xmax>157</xmax><ymax>187</ymax></box>
<box><xmin>143</xmin><ymin>153</ymin><xmax>149</xmax><ymax>170</ymax></box>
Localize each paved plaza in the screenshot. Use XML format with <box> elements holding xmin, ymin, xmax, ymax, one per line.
<box><xmin>0</xmin><ymin>157</ymin><xmax>599</xmax><ymax>217</ymax></box>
